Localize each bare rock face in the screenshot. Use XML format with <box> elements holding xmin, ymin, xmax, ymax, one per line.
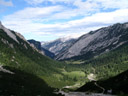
<box><xmin>0</xmin><ymin>21</ymin><xmax>44</xmax><ymax>56</ymax></box>
<box><xmin>56</xmin><ymin>22</ymin><xmax>128</xmax><ymax>60</ymax></box>
<box><xmin>28</xmin><ymin>39</ymin><xmax>55</xmax><ymax>58</ymax></box>
<box><xmin>0</xmin><ymin>21</ymin><xmax>19</xmax><ymax>43</ymax></box>
<box><xmin>42</xmin><ymin>37</ymin><xmax>76</xmax><ymax>55</ymax></box>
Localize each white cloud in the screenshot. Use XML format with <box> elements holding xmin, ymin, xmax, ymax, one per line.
<box><xmin>67</xmin><ymin>9</ymin><xmax>128</xmax><ymax>27</ymax></box>
<box><xmin>24</xmin><ymin>0</ymin><xmax>74</xmax><ymax>5</ymax></box>
<box><xmin>93</xmin><ymin>0</ymin><xmax>128</xmax><ymax>9</ymax></box>
<box><xmin>43</xmin><ymin>0</ymin><xmax>128</xmax><ymax>21</ymax></box>
<box><xmin>3</xmin><ymin>8</ymin><xmax>128</xmax><ymax>41</ymax></box>
<box><xmin>23</xmin><ymin>0</ymin><xmax>128</xmax><ymax>21</ymax></box>
<box><xmin>24</xmin><ymin>0</ymin><xmax>44</xmax><ymax>5</ymax></box>
<box><xmin>73</xmin><ymin>0</ymin><xmax>128</xmax><ymax>9</ymax></box>
<box><xmin>24</xmin><ymin>0</ymin><xmax>128</xmax><ymax>11</ymax></box>
<box><xmin>4</xmin><ymin>5</ymin><xmax>64</xmax><ymax>20</ymax></box>
<box><xmin>2</xmin><ymin>0</ymin><xmax>128</xmax><ymax>41</ymax></box>
<box><xmin>0</xmin><ymin>0</ymin><xmax>13</xmax><ymax>6</ymax></box>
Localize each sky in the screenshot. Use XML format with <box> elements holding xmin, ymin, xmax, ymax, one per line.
<box><xmin>0</xmin><ymin>0</ymin><xmax>128</xmax><ymax>41</ymax></box>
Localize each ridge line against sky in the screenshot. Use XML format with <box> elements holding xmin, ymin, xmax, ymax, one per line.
<box><xmin>0</xmin><ymin>0</ymin><xmax>128</xmax><ymax>41</ymax></box>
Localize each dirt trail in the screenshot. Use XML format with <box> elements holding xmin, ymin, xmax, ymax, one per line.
<box><xmin>94</xmin><ymin>82</ymin><xmax>105</xmax><ymax>93</ymax></box>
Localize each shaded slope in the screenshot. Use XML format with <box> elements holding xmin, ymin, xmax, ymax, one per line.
<box><xmin>0</xmin><ymin>22</ymin><xmax>67</xmax><ymax>90</ymax></box>
<box><xmin>0</xmin><ymin>22</ymin><xmax>64</xmax><ymax>96</ymax></box>
<box><xmin>0</xmin><ymin>66</ymin><xmax>61</xmax><ymax>96</ymax></box>
<box><xmin>0</xmin><ymin>28</ymin><xmax>61</xmax><ymax>75</ymax></box>
<box><xmin>0</xmin><ymin>22</ymin><xmax>81</xmax><ymax>89</ymax></box>
<box><xmin>77</xmin><ymin>69</ymin><xmax>128</xmax><ymax>95</ymax></box>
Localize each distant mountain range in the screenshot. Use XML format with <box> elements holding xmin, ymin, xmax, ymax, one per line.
<box><xmin>35</xmin><ymin>22</ymin><xmax>128</xmax><ymax>61</ymax></box>
<box><xmin>56</xmin><ymin>22</ymin><xmax>128</xmax><ymax>60</ymax></box>
<box><xmin>41</xmin><ymin>37</ymin><xmax>76</xmax><ymax>56</ymax></box>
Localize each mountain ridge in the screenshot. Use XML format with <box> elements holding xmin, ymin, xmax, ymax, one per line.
<box><xmin>42</xmin><ymin>37</ymin><xmax>76</xmax><ymax>55</ymax></box>
<box><xmin>56</xmin><ymin>22</ymin><xmax>128</xmax><ymax>60</ymax></box>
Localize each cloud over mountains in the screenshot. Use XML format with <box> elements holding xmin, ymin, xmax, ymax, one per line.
<box><xmin>1</xmin><ymin>0</ymin><xmax>128</xmax><ymax>41</ymax></box>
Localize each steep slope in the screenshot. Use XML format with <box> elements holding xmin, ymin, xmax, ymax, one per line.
<box><xmin>0</xmin><ymin>67</ymin><xmax>60</xmax><ymax>96</ymax></box>
<box><xmin>0</xmin><ymin>22</ymin><xmax>64</xmax><ymax>95</ymax></box>
<box><xmin>0</xmin><ymin>22</ymin><xmax>59</xmax><ymax>75</ymax></box>
<box><xmin>28</xmin><ymin>39</ymin><xmax>55</xmax><ymax>58</ymax></box>
<box><xmin>56</xmin><ymin>22</ymin><xmax>128</xmax><ymax>60</ymax></box>
<box><xmin>77</xmin><ymin>69</ymin><xmax>128</xmax><ymax>95</ymax></box>
<box><xmin>42</xmin><ymin>37</ymin><xmax>76</xmax><ymax>55</ymax></box>
<box><xmin>0</xmin><ymin>22</ymin><xmax>84</xmax><ymax>90</ymax></box>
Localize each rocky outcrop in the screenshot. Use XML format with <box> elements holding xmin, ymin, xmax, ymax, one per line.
<box><xmin>0</xmin><ymin>21</ymin><xmax>19</xmax><ymax>43</ymax></box>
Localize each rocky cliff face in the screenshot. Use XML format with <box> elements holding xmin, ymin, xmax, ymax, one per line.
<box><xmin>28</xmin><ymin>39</ymin><xmax>55</xmax><ymax>58</ymax></box>
<box><xmin>56</xmin><ymin>22</ymin><xmax>128</xmax><ymax>60</ymax></box>
<box><xmin>0</xmin><ymin>21</ymin><xmax>19</xmax><ymax>43</ymax></box>
<box><xmin>42</xmin><ymin>37</ymin><xmax>76</xmax><ymax>55</ymax></box>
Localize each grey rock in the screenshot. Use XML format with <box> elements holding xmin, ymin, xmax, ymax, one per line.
<box><xmin>28</xmin><ymin>39</ymin><xmax>55</xmax><ymax>58</ymax></box>
<box><xmin>56</xmin><ymin>22</ymin><xmax>128</xmax><ymax>60</ymax></box>
<box><xmin>42</xmin><ymin>37</ymin><xmax>76</xmax><ymax>55</ymax></box>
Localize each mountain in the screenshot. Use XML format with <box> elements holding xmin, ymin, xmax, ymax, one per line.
<box><xmin>42</xmin><ymin>37</ymin><xmax>76</xmax><ymax>55</ymax></box>
<box><xmin>0</xmin><ymin>21</ymin><xmax>63</xmax><ymax>96</ymax></box>
<box><xmin>1</xmin><ymin>20</ymin><xmax>128</xmax><ymax>96</ymax></box>
<box><xmin>28</xmin><ymin>39</ymin><xmax>55</xmax><ymax>58</ymax></box>
<box><xmin>56</xmin><ymin>22</ymin><xmax>128</xmax><ymax>60</ymax></box>
<box><xmin>77</xmin><ymin>69</ymin><xmax>128</xmax><ymax>95</ymax></box>
<box><xmin>64</xmin><ymin>39</ymin><xmax>128</xmax><ymax>94</ymax></box>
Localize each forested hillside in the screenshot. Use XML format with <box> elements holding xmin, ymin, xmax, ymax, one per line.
<box><xmin>0</xmin><ymin>23</ymin><xmax>85</xmax><ymax>94</ymax></box>
<box><xmin>0</xmin><ymin>24</ymin><xmax>65</xmax><ymax>95</ymax></box>
<box><xmin>64</xmin><ymin>41</ymin><xmax>128</xmax><ymax>95</ymax></box>
<box><xmin>65</xmin><ymin>41</ymin><xmax>128</xmax><ymax>81</ymax></box>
